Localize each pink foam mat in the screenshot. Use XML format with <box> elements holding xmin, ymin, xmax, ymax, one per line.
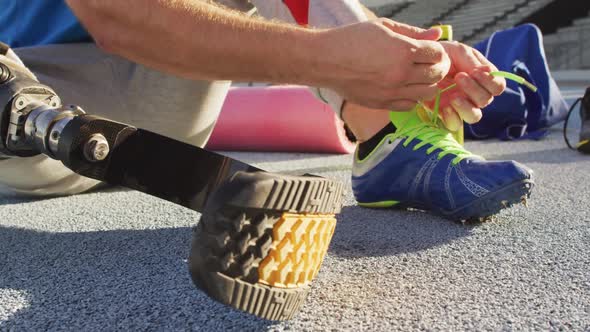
<box><xmin>205</xmin><ymin>85</ymin><xmax>355</xmax><ymax>154</ymax></box>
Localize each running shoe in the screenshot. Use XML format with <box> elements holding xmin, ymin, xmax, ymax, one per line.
<box><xmin>352</xmin><ymin>108</ymin><xmax>534</xmax><ymax>221</ymax></box>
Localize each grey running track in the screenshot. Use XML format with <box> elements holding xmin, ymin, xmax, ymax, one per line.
<box><xmin>1</xmin><ymin>87</ymin><xmax>589</xmax><ymax>331</ymax></box>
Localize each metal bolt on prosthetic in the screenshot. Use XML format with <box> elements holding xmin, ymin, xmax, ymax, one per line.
<box><xmin>84</xmin><ymin>134</ymin><xmax>110</xmax><ymax>162</ymax></box>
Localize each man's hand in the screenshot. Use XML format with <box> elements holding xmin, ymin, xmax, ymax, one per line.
<box><xmin>432</xmin><ymin>42</ymin><xmax>507</xmax><ymax>131</ymax></box>
<box><xmin>314</xmin><ymin>19</ymin><xmax>451</xmax><ymax>110</ymax></box>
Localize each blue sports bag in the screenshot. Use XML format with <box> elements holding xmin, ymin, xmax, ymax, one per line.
<box><xmin>468</xmin><ymin>24</ymin><xmax>569</xmax><ymax>140</ymax></box>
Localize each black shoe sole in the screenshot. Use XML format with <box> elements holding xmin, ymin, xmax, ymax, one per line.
<box><xmin>189</xmin><ymin>171</ymin><xmax>344</xmax><ymax>320</ymax></box>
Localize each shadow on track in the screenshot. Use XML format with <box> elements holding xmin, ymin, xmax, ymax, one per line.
<box><xmin>329</xmin><ymin>205</ymin><xmax>476</xmax><ymax>258</ymax></box>
<box><xmin>0</xmin><ymin>226</ymin><xmax>275</xmax><ymax>331</ymax></box>
<box><xmin>0</xmin><ymin>185</ymin><xmax>127</xmax><ymax>207</ymax></box>
<box><xmin>0</xmin><ymin>200</ymin><xmax>478</xmax><ymax>330</ymax></box>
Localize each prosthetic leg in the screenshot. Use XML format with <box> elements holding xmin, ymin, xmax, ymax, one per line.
<box><xmin>0</xmin><ymin>49</ymin><xmax>344</xmax><ymax>320</ymax></box>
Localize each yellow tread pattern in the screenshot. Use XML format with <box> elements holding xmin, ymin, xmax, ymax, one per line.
<box><xmin>258</xmin><ymin>213</ymin><xmax>336</xmax><ymax>288</ymax></box>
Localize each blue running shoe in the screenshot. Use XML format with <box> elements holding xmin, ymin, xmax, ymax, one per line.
<box><xmin>352</xmin><ymin>109</ymin><xmax>534</xmax><ymax>222</ymax></box>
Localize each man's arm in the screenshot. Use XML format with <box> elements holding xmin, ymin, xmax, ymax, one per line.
<box><xmin>350</xmin><ymin>2</ymin><xmax>506</xmax><ymax>131</ymax></box>
<box><xmin>66</xmin><ymin>0</ymin><xmax>449</xmax><ymax>110</ymax></box>
<box><xmin>66</xmin><ymin>0</ymin><xmax>320</xmax><ymax>85</ymax></box>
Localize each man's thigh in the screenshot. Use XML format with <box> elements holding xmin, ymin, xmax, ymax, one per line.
<box><xmin>15</xmin><ymin>43</ymin><xmax>230</xmax><ymax>147</ymax></box>
<box><xmin>0</xmin><ymin>43</ymin><xmax>230</xmax><ymax>196</ymax></box>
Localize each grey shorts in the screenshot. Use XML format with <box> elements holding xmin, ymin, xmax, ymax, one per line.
<box><xmin>0</xmin><ymin>44</ymin><xmax>231</xmax><ymax>196</ymax></box>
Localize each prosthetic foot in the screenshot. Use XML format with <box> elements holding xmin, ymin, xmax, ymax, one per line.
<box><xmin>190</xmin><ymin>172</ymin><xmax>342</xmax><ymax>320</ymax></box>
<box><xmin>0</xmin><ymin>51</ymin><xmax>344</xmax><ymax>320</ymax></box>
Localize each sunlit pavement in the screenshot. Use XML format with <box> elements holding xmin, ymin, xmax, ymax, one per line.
<box><xmin>1</xmin><ymin>75</ymin><xmax>588</xmax><ymax>331</ymax></box>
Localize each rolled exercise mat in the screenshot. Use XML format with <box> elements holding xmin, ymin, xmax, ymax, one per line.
<box><xmin>205</xmin><ymin>85</ymin><xmax>356</xmax><ymax>154</ymax></box>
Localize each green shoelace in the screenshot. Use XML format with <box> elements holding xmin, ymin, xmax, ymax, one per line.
<box><xmin>390</xmin><ymin>117</ymin><xmax>470</xmax><ymax>164</ymax></box>
<box><xmin>390</xmin><ymin>71</ymin><xmax>537</xmax><ymax>165</ymax></box>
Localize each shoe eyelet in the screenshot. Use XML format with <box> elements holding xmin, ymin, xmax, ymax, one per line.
<box><xmin>387</xmin><ymin>139</ymin><xmax>392</xmax><ymax>144</ymax></box>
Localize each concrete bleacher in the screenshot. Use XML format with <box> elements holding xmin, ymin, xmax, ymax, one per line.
<box><xmin>466</xmin><ymin>0</ymin><xmax>554</xmax><ymax>43</ymax></box>
<box><xmin>362</xmin><ymin>0</ymin><xmax>408</xmax><ymax>9</ymax></box>
<box><xmin>441</xmin><ymin>0</ymin><xmax>530</xmax><ymax>42</ymax></box>
<box><xmin>363</xmin><ymin>0</ymin><xmax>588</xmax><ymax>70</ymax></box>
<box><xmin>365</xmin><ymin>0</ymin><xmax>466</xmax><ymax>28</ymax></box>
<box><xmin>368</xmin><ymin>0</ymin><xmax>545</xmax><ymax>40</ymax></box>
<box><xmin>362</xmin><ymin>0</ymin><xmax>415</xmax><ymax>19</ymax></box>
<box><xmin>387</xmin><ymin>0</ymin><xmax>466</xmax><ymax>28</ymax></box>
<box><xmin>544</xmin><ymin>14</ymin><xmax>590</xmax><ymax>70</ymax></box>
<box><xmin>376</xmin><ymin>1</ymin><xmax>416</xmax><ymax>19</ymax></box>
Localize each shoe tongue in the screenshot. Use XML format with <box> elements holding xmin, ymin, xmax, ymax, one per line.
<box><xmin>389</xmin><ymin>107</ymin><xmax>423</xmax><ymax>129</ymax></box>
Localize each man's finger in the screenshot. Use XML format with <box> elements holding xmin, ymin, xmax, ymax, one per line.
<box><xmin>471</xmin><ymin>48</ymin><xmax>498</xmax><ymax>71</ymax></box>
<box><xmin>471</xmin><ymin>61</ymin><xmax>506</xmax><ymax>95</ymax></box>
<box><xmin>456</xmin><ymin>72</ymin><xmax>494</xmax><ymax>108</ymax></box>
<box><xmin>450</xmin><ymin>96</ymin><xmax>483</xmax><ymax>124</ymax></box>
<box><xmin>470</xmin><ymin>50</ymin><xmax>507</xmax><ymax>89</ymax></box>
<box><xmin>441</xmin><ymin>106</ymin><xmax>462</xmax><ymax>132</ymax></box>
<box><xmin>443</xmin><ymin>41</ymin><xmax>484</xmax><ymax>73</ymax></box>
<box><xmin>472</xmin><ymin>68</ymin><xmax>506</xmax><ymax>96</ymax></box>
<box><xmin>380</xmin><ymin>19</ymin><xmax>441</xmax><ymax>41</ymax></box>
